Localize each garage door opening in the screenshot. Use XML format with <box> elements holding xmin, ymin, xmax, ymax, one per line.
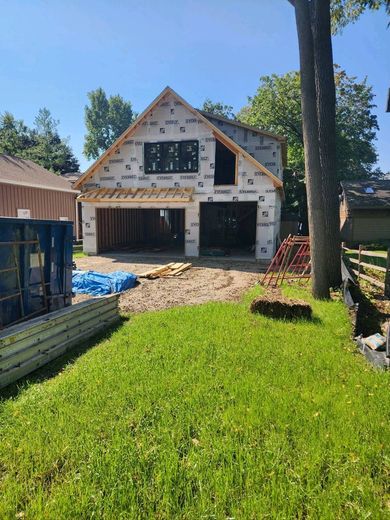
<box><xmin>200</xmin><ymin>202</ymin><xmax>257</xmax><ymax>257</ymax></box>
<box><xmin>97</xmin><ymin>208</ymin><xmax>185</xmax><ymax>254</ymax></box>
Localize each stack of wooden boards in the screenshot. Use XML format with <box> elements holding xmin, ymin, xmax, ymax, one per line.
<box><xmin>138</xmin><ymin>262</ymin><xmax>192</xmax><ymax>279</ymax></box>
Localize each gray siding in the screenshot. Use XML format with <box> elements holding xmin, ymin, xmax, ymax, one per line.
<box><xmin>341</xmin><ymin>209</ymin><xmax>390</xmax><ymax>243</ymax></box>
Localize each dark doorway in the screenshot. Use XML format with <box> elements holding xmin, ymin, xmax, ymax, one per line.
<box><xmin>97</xmin><ymin>208</ymin><xmax>185</xmax><ymax>253</ymax></box>
<box><xmin>200</xmin><ymin>202</ymin><xmax>257</xmax><ymax>256</ymax></box>
<box><xmin>214</xmin><ymin>140</ymin><xmax>236</xmax><ymax>186</ymax></box>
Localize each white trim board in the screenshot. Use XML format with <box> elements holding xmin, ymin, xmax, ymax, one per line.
<box><xmin>0</xmin><ymin>178</ymin><xmax>80</xmax><ymax>194</ymax></box>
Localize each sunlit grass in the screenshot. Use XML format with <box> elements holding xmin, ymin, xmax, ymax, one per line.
<box><xmin>0</xmin><ymin>286</ymin><xmax>389</xmax><ymax>518</ymax></box>
<box><xmin>73</xmin><ymin>251</ymin><xmax>87</xmax><ymax>259</ymax></box>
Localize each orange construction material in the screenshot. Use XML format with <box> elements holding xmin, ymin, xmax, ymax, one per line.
<box><xmin>261</xmin><ymin>235</ymin><xmax>311</xmax><ymax>287</ymax></box>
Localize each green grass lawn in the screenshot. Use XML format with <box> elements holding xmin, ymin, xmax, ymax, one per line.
<box><xmin>0</xmin><ymin>286</ymin><xmax>389</xmax><ymax>518</ymax></box>
<box><xmin>73</xmin><ymin>251</ymin><xmax>87</xmax><ymax>259</ymax></box>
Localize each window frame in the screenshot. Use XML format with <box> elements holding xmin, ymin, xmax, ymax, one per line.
<box><xmin>144</xmin><ymin>140</ymin><xmax>199</xmax><ymax>174</ymax></box>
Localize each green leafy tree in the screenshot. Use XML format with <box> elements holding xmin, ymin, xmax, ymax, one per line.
<box><xmin>28</xmin><ymin>108</ymin><xmax>79</xmax><ymax>174</ymax></box>
<box><xmin>201</xmin><ymin>98</ymin><xmax>235</xmax><ymax>119</ymax></box>
<box><xmin>0</xmin><ymin>113</ymin><xmax>33</xmax><ymax>156</ymax></box>
<box><xmin>334</xmin><ymin>67</ymin><xmax>380</xmax><ymax>178</ymax></box>
<box><xmin>84</xmin><ymin>88</ymin><xmax>136</xmax><ymax>160</ymax></box>
<box><xmin>238</xmin><ymin>67</ymin><xmax>381</xmax><ymax>219</ymax></box>
<box><xmin>331</xmin><ymin>0</ymin><xmax>390</xmax><ymax>32</ymax></box>
<box><xmin>0</xmin><ymin>108</ymin><xmax>79</xmax><ymax>174</ymax></box>
<box><xmin>108</xmin><ymin>95</ymin><xmax>136</xmax><ymax>142</ymax></box>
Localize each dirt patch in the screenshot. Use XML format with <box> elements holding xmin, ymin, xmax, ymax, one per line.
<box><xmin>250</xmin><ymin>292</ymin><xmax>312</xmax><ymax>320</ymax></box>
<box><xmin>73</xmin><ymin>253</ymin><xmax>262</xmax><ymax>314</ymax></box>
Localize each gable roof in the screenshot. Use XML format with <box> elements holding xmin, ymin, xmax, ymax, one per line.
<box><xmin>74</xmin><ymin>86</ymin><xmax>283</xmax><ymax>189</ymax></box>
<box><xmin>0</xmin><ymin>155</ymin><xmax>79</xmax><ymax>194</ymax></box>
<box><xmin>341</xmin><ymin>180</ymin><xmax>390</xmax><ymax>209</ymax></box>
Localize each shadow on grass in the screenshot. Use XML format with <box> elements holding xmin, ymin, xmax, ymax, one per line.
<box><xmin>0</xmin><ymin>317</ymin><xmax>128</xmax><ymax>402</ymax></box>
<box><xmin>349</xmin><ymin>284</ymin><xmax>385</xmax><ymax>336</ymax></box>
<box><xmin>251</xmin><ymin>312</ymin><xmax>322</xmax><ymax>325</ymax></box>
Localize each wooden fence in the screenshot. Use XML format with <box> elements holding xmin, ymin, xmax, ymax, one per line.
<box><xmin>342</xmin><ymin>245</ymin><xmax>390</xmax><ymax>297</ymax></box>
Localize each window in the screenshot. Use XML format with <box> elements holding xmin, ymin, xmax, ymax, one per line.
<box><xmin>162</xmin><ymin>142</ymin><xmax>180</xmax><ymax>172</ymax></box>
<box><xmin>144</xmin><ymin>140</ymin><xmax>198</xmax><ymax>173</ymax></box>
<box><xmin>214</xmin><ymin>140</ymin><xmax>236</xmax><ymax>185</ymax></box>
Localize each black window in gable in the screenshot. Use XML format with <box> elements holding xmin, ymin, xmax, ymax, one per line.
<box><xmin>145</xmin><ymin>140</ymin><xmax>198</xmax><ymax>173</ymax></box>
<box><xmin>162</xmin><ymin>142</ymin><xmax>180</xmax><ymax>172</ymax></box>
<box><xmin>180</xmin><ymin>141</ymin><xmax>198</xmax><ymax>172</ymax></box>
<box><xmin>144</xmin><ymin>143</ymin><xmax>162</xmax><ymax>173</ymax></box>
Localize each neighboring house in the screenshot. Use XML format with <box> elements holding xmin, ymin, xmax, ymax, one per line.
<box><xmin>74</xmin><ymin>86</ymin><xmax>286</xmax><ymax>261</ymax></box>
<box><xmin>61</xmin><ymin>171</ymin><xmax>82</xmax><ymax>186</ymax></box>
<box><xmin>0</xmin><ymin>154</ymin><xmax>79</xmax><ymax>236</ymax></box>
<box><xmin>340</xmin><ymin>180</ymin><xmax>390</xmax><ymax>243</ymax></box>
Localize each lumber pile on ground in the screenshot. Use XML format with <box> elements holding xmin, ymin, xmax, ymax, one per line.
<box><xmin>138</xmin><ymin>262</ymin><xmax>192</xmax><ymax>279</ymax></box>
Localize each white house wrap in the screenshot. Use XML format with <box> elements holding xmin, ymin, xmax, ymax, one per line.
<box><xmin>75</xmin><ymin>87</ymin><xmax>285</xmax><ymax>262</ymax></box>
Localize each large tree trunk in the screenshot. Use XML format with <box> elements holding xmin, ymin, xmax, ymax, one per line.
<box><xmin>294</xmin><ymin>0</ymin><xmax>330</xmax><ymax>299</ymax></box>
<box><xmin>311</xmin><ymin>0</ymin><xmax>341</xmax><ymax>288</ymax></box>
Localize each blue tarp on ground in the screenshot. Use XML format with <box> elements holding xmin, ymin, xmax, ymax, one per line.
<box><xmin>72</xmin><ymin>270</ymin><xmax>137</xmax><ymax>296</ymax></box>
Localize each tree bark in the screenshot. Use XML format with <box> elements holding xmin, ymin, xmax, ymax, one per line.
<box><xmin>294</xmin><ymin>0</ymin><xmax>330</xmax><ymax>299</ymax></box>
<box><xmin>311</xmin><ymin>0</ymin><xmax>341</xmax><ymax>288</ymax></box>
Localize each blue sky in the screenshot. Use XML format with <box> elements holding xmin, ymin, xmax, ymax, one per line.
<box><xmin>1</xmin><ymin>0</ymin><xmax>389</xmax><ymax>173</ymax></box>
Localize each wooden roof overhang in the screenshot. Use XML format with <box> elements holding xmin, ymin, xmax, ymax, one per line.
<box><xmin>77</xmin><ymin>187</ymin><xmax>194</xmax><ymax>204</ymax></box>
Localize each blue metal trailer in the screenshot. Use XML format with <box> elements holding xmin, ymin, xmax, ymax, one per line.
<box><xmin>0</xmin><ymin>217</ymin><xmax>73</xmax><ymax>328</ymax></box>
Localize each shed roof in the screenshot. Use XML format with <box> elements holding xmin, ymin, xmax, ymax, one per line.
<box><xmin>0</xmin><ymin>155</ymin><xmax>78</xmax><ymax>193</ymax></box>
<box><xmin>199</xmin><ymin>111</ymin><xmax>288</xmax><ymax>167</ymax></box>
<box><xmin>198</xmin><ymin>111</ymin><xmax>286</xmax><ymax>142</ymax></box>
<box><xmin>341</xmin><ymin>180</ymin><xmax>390</xmax><ymax>209</ymax></box>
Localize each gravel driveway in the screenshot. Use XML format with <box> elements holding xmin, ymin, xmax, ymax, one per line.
<box><xmin>73</xmin><ymin>253</ymin><xmax>262</xmax><ymax>313</ymax></box>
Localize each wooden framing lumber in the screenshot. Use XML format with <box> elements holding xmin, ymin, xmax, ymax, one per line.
<box><xmin>159</xmin><ymin>262</ymin><xmax>184</xmax><ymax>275</ymax></box>
<box><xmin>171</xmin><ymin>263</ymin><xmax>192</xmax><ymax>276</ymax></box>
<box><xmin>78</xmin><ymin>187</ymin><xmax>194</xmax><ymax>204</ymax></box>
<box><xmin>138</xmin><ymin>263</ymin><xmax>176</xmax><ymax>278</ymax></box>
<box><xmin>137</xmin><ymin>262</ymin><xmax>192</xmax><ymax>279</ymax></box>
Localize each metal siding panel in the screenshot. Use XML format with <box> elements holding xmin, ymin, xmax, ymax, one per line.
<box><xmin>0</xmin><ymin>184</ymin><xmax>77</xmax><ymax>237</ymax></box>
